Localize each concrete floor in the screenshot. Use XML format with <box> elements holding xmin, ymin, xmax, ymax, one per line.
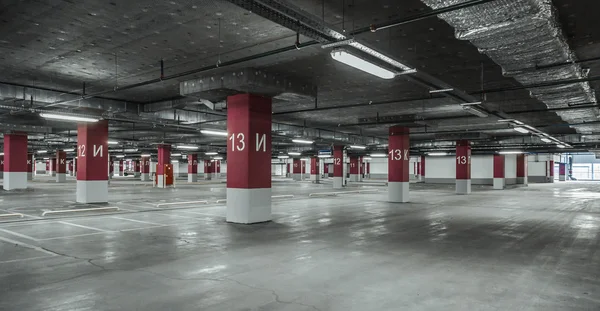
<box><xmin>0</xmin><ymin>178</ymin><xmax>599</xmax><ymax>310</ymax></box>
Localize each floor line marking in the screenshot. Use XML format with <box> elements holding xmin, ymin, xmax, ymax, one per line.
<box><xmin>119</xmin><ymin>225</ymin><xmax>167</xmax><ymax>232</ymax></box>
<box><xmin>117</xmin><ymin>202</ymin><xmax>159</xmax><ymax>209</ymax></box>
<box><xmin>58</xmin><ymin>221</ymin><xmax>110</xmax><ymax>233</ymax></box>
<box><xmin>110</xmin><ymin>216</ymin><xmax>162</xmax><ymax>226</ymax></box>
<box><xmin>37</xmin><ymin>232</ymin><xmax>107</xmax><ymax>241</ymax></box>
<box><xmin>0</xmin><ymin>228</ymin><xmax>39</xmax><ymax>241</ymax></box>
<box><xmin>174</xmin><ymin>210</ymin><xmax>222</xmax><ymax>217</ymax></box>
<box><xmin>0</xmin><ymin>255</ymin><xmax>56</xmax><ymax>264</ymax></box>
<box><xmin>150</xmin><ymin>212</ymin><xmax>202</xmax><ymax>220</ymax></box>
<box><xmin>0</xmin><ymin>236</ymin><xmax>55</xmax><ymax>256</ymax></box>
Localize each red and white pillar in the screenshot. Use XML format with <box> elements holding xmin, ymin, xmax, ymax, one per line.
<box><xmin>188</xmin><ymin>154</ymin><xmax>198</xmax><ymax>182</ymax></box>
<box><xmin>516</xmin><ymin>154</ymin><xmax>528</xmax><ymax>185</ymax></box>
<box><xmin>3</xmin><ymin>133</ymin><xmax>28</xmax><ymax>190</ymax></box>
<box><xmin>108</xmin><ymin>159</ymin><xmax>114</xmax><ymax>178</ymax></box>
<box><xmin>56</xmin><ymin>150</ymin><xmax>67</xmax><ymax>183</ymax></box>
<box><xmin>349</xmin><ymin>157</ymin><xmax>359</xmax><ymax>182</ymax></box>
<box><xmin>558</xmin><ymin>162</ymin><xmax>566</xmax><ymax>181</ymax></box>
<box><xmin>292</xmin><ymin>158</ymin><xmax>302</xmax><ymax>181</ymax></box>
<box><xmin>358</xmin><ymin>156</ymin><xmax>363</xmax><ymax>182</ymax></box>
<box><xmin>49</xmin><ymin>156</ymin><xmax>56</xmax><ymax>177</ymax></box>
<box><xmin>133</xmin><ymin>160</ymin><xmax>140</xmax><ymax>177</ymax></box>
<box><xmin>493</xmin><ymin>154</ymin><xmax>505</xmax><ymax>190</ymax></box>
<box><xmin>0</xmin><ymin>155</ymin><xmax>3</xmax><ymax>179</ymax></box>
<box><xmin>366</xmin><ymin>162</ymin><xmax>370</xmax><ymax>179</ymax></box>
<box><xmin>203</xmin><ymin>160</ymin><xmax>212</xmax><ymax>180</ymax></box>
<box><xmin>27</xmin><ymin>153</ymin><xmax>33</xmax><ymax>180</ymax></box>
<box><xmin>45</xmin><ymin>160</ymin><xmax>50</xmax><ymax>175</ymax></box>
<box><xmin>456</xmin><ymin>140</ymin><xmax>471</xmax><ymax>194</ymax></box>
<box><xmin>215</xmin><ymin>160</ymin><xmax>221</xmax><ymax>179</ymax></box>
<box><xmin>333</xmin><ymin>146</ymin><xmax>344</xmax><ymax>189</ymax></box>
<box><xmin>140</xmin><ymin>156</ymin><xmax>150</xmax><ymax>181</ymax></box>
<box><xmin>548</xmin><ymin>160</ymin><xmax>555</xmax><ymax>183</ymax></box>
<box><xmin>77</xmin><ymin>120</ymin><xmax>109</xmax><ymax>203</ymax></box>
<box><xmin>286</xmin><ymin>162</ymin><xmax>291</xmax><ymax>177</ymax></box>
<box><xmin>226</xmin><ymin>93</ymin><xmax>272</xmax><ymax>224</ymax></box>
<box><xmin>420</xmin><ymin>155</ymin><xmax>425</xmax><ymax>182</ymax></box>
<box><xmin>68</xmin><ymin>160</ymin><xmax>74</xmax><ymax>176</ymax></box>
<box><xmin>310</xmin><ymin>156</ymin><xmax>320</xmax><ymax>183</ymax></box>
<box><xmin>117</xmin><ymin>160</ymin><xmax>123</xmax><ymax>176</ymax></box>
<box><xmin>388</xmin><ymin>126</ymin><xmax>410</xmax><ymax>203</ymax></box>
<box><xmin>323</xmin><ymin>161</ymin><xmax>329</xmax><ymax>179</ymax></box>
<box><xmin>156</xmin><ymin>144</ymin><xmax>170</xmax><ymax>188</ymax></box>
<box><xmin>73</xmin><ymin>158</ymin><xmax>77</xmax><ymax>177</ymax></box>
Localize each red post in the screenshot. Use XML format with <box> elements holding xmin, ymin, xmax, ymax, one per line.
<box><xmin>456</xmin><ymin>140</ymin><xmax>471</xmax><ymax>194</ymax></box>
<box><xmin>3</xmin><ymin>133</ymin><xmax>28</xmax><ymax>190</ymax></box>
<box><xmin>77</xmin><ymin>120</ymin><xmax>109</xmax><ymax>203</ymax></box>
<box><xmin>493</xmin><ymin>154</ymin><xmax>505</xmax><ymax>190</ymax></box>
<box><xmin>388</xmin><ymin>126</ymin><xmax>410</xmax><ymax>202</ymax></box>
<box><xmin>56</xmin><ymin>150</ymin><xmax>67</xmax><ymax>182</ymax></box>
<box><xmin>333</xmin><ymin>146</ymin><xmax>344</xmax><ymax>189</ymax></box>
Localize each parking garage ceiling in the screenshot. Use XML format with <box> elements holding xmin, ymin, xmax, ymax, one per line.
<box><xmin>0</xmin><ymin>0</ymin><xmax>599</xmax><ymax>157</ymax></box>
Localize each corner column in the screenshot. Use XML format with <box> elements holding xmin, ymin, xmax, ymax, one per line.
<box><xmin>215</xmin><ymin>160</ymin><xmax>221</xmax><ymax>179</ymax></box>
<box><xmin>548</xmin><ymin>160</ymin><xmax>555</xmax><ymax>183</ymax></box>
<box><xmin>516</xmin><ymin>154</ymin><xmax>528</xmax><ymax>185</ymax></box>
<box><xmin>226</xmin><ymin>93</ymin><xmax>272</xmax><ymax>224</ymax></box>
<box><xmin>558</xmin><ymin>163</ymin><xmax>566</xmax><ymax>181</ymax></box>
<box><xmin>140</xmin><ymin>156</ymin><xmax>150</xmax><ymax>181</ymax></box>
<box><xmin>349</xmin><ymin>157</ymin><xmax>359</xmax><ymax>182</ymax></box>
<box><xmin>420</xmin><ymin>155</ymin><xmax>425</xmax><ymax>182</ymax></box>
<box><xmin>310</xmin><ymin>156</ymin><xmax>320</xmax><ymax>183</ymax></box>
<box><xmin>388</xmin><ymin>126</ymin><xmax>410</xmax><ymax>203</ymax></box>
<box><xmin>292</xmin><ymin>159</ymin><xmax>301</xmax><ymax>181</ymax></box>
<box><xmin>156</xmin><ymin>145</ymin><xmax>170</xmax><ymax>188</ymax></box>
<box><xmin>204</xmin><ymin>160</ymin><xmax>212</xmax><ymax>180</ymax></box>
<box><xmin>456</xmin><ymin>140</ymin><xmax>471</xmax><ymax>194</ymax></box>
<box><xmin>27</xmin><ymin>154</ymin><xmax>33</xmax><ymax>180</ymax></box>
<box><xmin>56</xmin><ymin>150</ymin><xmax>66</xmax><ymax>183</ymax></box>
<box><xmin>49</xmin><ymin>157</ymin><xmax>56</xmax><ymax>177</ymax></box>
<box><xmin>3</xmin><ymin>133</ymin><xmax>28</xmax><ymax>190</ymax></box>
<box><xmin>188</xmin><ymin>154</ymin><xmax>198</xmax><ymax>182</ymax></box>
<box><xmin>493</xmin><ymin>154</ymin><xmax>505</xmax><ymax>190</ymax></box>
<box><xmin>76</xmin><ymin>120</ymin><xmax>108</xmax><ymax>203</ymax></box>
<box><xmin>333</xmin><ymin>146</ymin><xmax>344</xmax><ymax>189</ymax></box>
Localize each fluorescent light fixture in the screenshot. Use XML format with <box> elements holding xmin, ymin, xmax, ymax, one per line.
<box><xmin>40</xmin><ymin>113</ymin><xmax>99</xmax><ymax>123</ymax></box>
<box><xmin>370</xmin><ymin>153</ymin><xmax>387</xmax><ymax>157</ymax></box>
<box><xmin>63</xmin><ymin>148</ymin><xmax>75</xmax><ymax>152</ymax></box>
<box><xmin>171</xmin><ymin>160</ymin><xmax>179</xmax><ymax>163</ymax></box>
<box><xmin>176</xmin><ymin>145</ymin><xmax>198</xmax><ymax>150</ymax></box>
<box><xmin>141</xmin><ymin>154</ymin><xmax>151</xmax><ymax>157</ymax></box>
<box><xmin>123</xmin><ymin>148</ymin><xmax>138</xmax><ymax>153</ymax></box>
<box><xmin>557</xmin><ymin>144</ymin><xmax>566</xmax><ymax>149</ymax></box>
<box><xmin>498</xmin><ymin>151</ymin><xmax>523</xmax><ymax>155</ymax></box>
<box><xmin>513</xmin><ymin>127</ymin><xmax>529</xmax><ymax>134</ymax></box>
<box><xmin>331</xmin><ymin>50</ymin><xmax>396</xmax><ymax>79</ymax></box>
<box><xmin>462</xmin><ymin>105</ymin><xmax>488</xmax><ymax>118</ymax></box>
<box><xmin>541</xmin><ymin>138</ymin><xmax>552</xmax><ymax>143</ymax></box>
<box><xmin>288</xmin><ymin>152</ymin><xmax>301</xmax><ymax>156</ymax></box>
<box><xmin>115</xmin><ymin>155</ymin><xmax>125</xmax><ymax>158</ymax></box>
<box><xmin>107</xmin><ymin>140</ymin><xmax>119</xmax><ymax>145</ymax></box>
<box><xmin>350</xmin><ymin>145</ymin><xmax>366</xmax><ymax>149</ymax></box>
<box><xmin>429</xmin><ymin>88</ymin><xmax>454</xmax><ymax>94</ymax></box>
<box><xmin>318</xmin><ymin>154</ymin><xmax>331</xmax><ymax>158</ymax></box>
<box><xmin>171</xmin><ymin>153</ymin><xmax>182</xmax><ymax>157</ymax></box>
<box><xmin>37</xmin><ymin>150</ymin><xmax>48</xmax><ymax>154</ymax></box>
<box><xmin>213</xmin><ymin>156</ymin><xmax>223</xmax><ymax>160</ymax></box>
<box><xmin>428</xmin><ymin>152</ymin><xmax>448</xmax><ymax>156</ymax></box>
<box><xmin>277</xmin><ymin>155</ymin><xmax>290</xmax><ymax>159</ymax></box>
<box><xmin>201</xmin><ymin>129</ymin><xmax>228</xmax><ymax>136</ymax></box>
<box><xmin>43</xmin><ymin>157</ymin><xmax>49</xmax><ymax>160</ymax></box>
<box><xmin>292</xmin><ymin>139</ymin><xmax>314</xmax><ymax>144</ymax></box>
<box><xmin>459</xmin><ymin>102</ymin><xmax>482</xmax><ymax>106</ymax></box>
<box><xmin>205</xmin><ymin>152</ymin><xmax>218</xmax><ymax>155</ymax></box>
<box><xmin>363</xmin><ymin>157</ymin><xmax>372</xmax><ymax>160</ymax></box>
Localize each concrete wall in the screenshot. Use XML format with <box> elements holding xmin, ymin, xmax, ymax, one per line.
<box><xmin>424</xmin><ymin>155</ymin><xmax>494</xmax><ymax>185</ymax></box>
<box><xmin>528</xmin><ymin>153</ymin><xmax>555</xmax><ymax>183</ymax></box>
<box><xmin>35</xmin><ymin>161</ymin><xmax>46</xmax><ymax>174</ymax></box>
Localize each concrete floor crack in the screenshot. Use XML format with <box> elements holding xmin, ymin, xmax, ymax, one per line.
<box><xmin>40</xmin><ymin>247</ymin><xmax>110</xmax><ymax>271</ymax></box>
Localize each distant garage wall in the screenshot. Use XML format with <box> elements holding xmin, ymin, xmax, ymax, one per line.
<box><xmin>368</xmin><ymin>157</ymin><xmax>420</xmax><ymax>180</ymax></box>
<box><xmin>425</xmin><ymin>155</ymin><xmax>494</xmax><ymax>185</ymax></box>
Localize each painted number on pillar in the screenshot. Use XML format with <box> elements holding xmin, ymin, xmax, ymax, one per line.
<box><xmin>456</xmin><ymin>156</ymin><xmax>469</xmax><ymax>165</ymax></box>
<box><xmin>350</xmin><ymin>163</ymin><xmax>355</xmax><ymax>168</ymax></box>
<box><xmin>389</xmin><ymin>149</ymin><xmax>409</xmax><ymax>161</ymax></box>
<box><xmin>229</xmin><ymin>133</ymin><xmax>245</xmax><ymax>151</ymax></box>
<box><xmin>334</xmin><ymin>158</ymin><xmax>341</xmax><ymax>165</ymax></box>
<box><xmin>78</xmin><ymin>145</ymin><xmax>103</xmax><ymax>157</ymax></box>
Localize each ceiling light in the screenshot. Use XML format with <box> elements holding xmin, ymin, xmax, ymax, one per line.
<box><xmin>205</xmin><ymin>152</ymin><xmax>218</xmax><ymax>155</ymax></box>
<box><xmin>176</xmin><ymin>145</ymin><xmax>198</xmax><ymax>150</ymax></box>
<box><xmin>171</xmin><ymin>160</ymin><xmax>179</xmax><ymax>163</ymax></box>
<box><xmin>317</xmin><ymin>154</ymin><xmax>331</xmax><ymax>158</ymax></box>
<box><xmin>557</xmin><ymin>144</ymin><xmax>566</xmax><ymax>149</ymax></box>
<box><xmin>37</xmin><ymin>150</ymin><xmax>48</xmax><ymax>154</ymax></box>
<box><xmin>43</xmin><ymin>157</ymin><xmax>49</xmax><ymax>160</ymax></box>
<box><xmin>331</xmin><ymin>49</ymin><xmax>395</xmax><ymax>79</ymax></box>
<box><xmin>288</xmin><ymin>152</ymin><xmax>301</xmax><ymax>156</ymax></box>
<box><xmin>462</xmin><ymin>105</ymin><xmax>488</xmax><ymax>118</ymax></box>
<box><xmin>292</xmin><ymin>139</ymin><xmax>313</xmax><ymax>144</ymax></box>
<box><xmin>115</xmin><ymin>155</ymin><xmax>125</xmax><ymax>158</ymax></box>
<box><xmin>107</xmin><ymin>140</ymin><xmax>119</xmax><ymax>145</ymax></box>
<box><xmin>428</xmin><ymin>152</ymin><xmax>448</xmax><ymax>156</ymax></box>
<box><xmin>363</xmin><ymin>157</ymin><xmax>372</xmax><ymax>160</ymax></box>
<box><xmin>63</xmin><ymin>148</ymin><xmax>75</xmax><ymax>152</ymax></box>
<box><xmin>429</xmin><ymin>88</ymin><xmax>454</xmax><ymax>94</ymax></box>
<box><xmin>141</xmin><ymin>154</ymin><xmax>151</xmax><ymax>157</ymax></box>
<box><xmin>498</xmin><ymin>151</ymin><xmax>523</xmax><ymax>154</ymax></box>
<box><xmin>350</xmin><ymin>145</ymin><xmax>366</xmax><ymax>149</ymax></box>
<box><xmin>171</xmin><ymin>153</ymin><xmax>182</xmax><ymax>157</ymax></box>
<box><xmin>370</xmin><ymin>153</ymin><xmax>387</xmax><ymax>157</ymax></box>
<box><xmin>40</xmin><ymin>113</ymin><xmax>99</xmax><ymax>123</ymax></box>
<box><xmin>277</xmin><ymin>155</ymin><xmax>290</xmax><ymax>159</ymax></box>
<box><xmin>201</xmin><ymin>129</ymin><xmax>228</xmax><ymax>136</ymax></box>
<box><xmin>513</xmin><ymin>127</ymin><xmax>529</xmax><ymax>134</ymax></box>
<box><xmin>541</xmin><ymin>138</ymin><xmax>552</xmax><ymax>143</ymax></box>
<box><xmin>123</xmin><ymin>148</ymin><xmax>138</xmax><ymax>153</ymax></box>
<box><xmin>213</xmin><ymin>156</ymin><xmax>223</xmax><ymax>160</ymax></box>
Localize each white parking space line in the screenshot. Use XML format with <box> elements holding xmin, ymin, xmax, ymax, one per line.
<box><xmin>174</xmin><ymin>210</ymin><xmax>222</xmax><ymax>217</ymax></box>
<box><xmin>111</xmin><ymin>216</ymin><xmax>162</xmax><ymax>226</ymax></box>
<box><xmin>58</xmin><ymin>221</ymin><xmax>109</xmax><ymax>232</ymax></box>
<box><xmin>119</xmin><ymin>225</ymin><xmax>166</xmax><ymax>232</ymax></box>
<box><xmin>0</xmin><ymin>255</ymin><xmax>56</xmax><ymax>265</ymax></box>
<box><xmin>0</xmin><ymin>236</ymin><xmax>55</xmax><ymax>256</ymax></box>
<box><xmin>118</xmin><ymin>202</ymin><xmax>159</xmax><ymax>209</ymax></box>
<box><xmin>0</xmin><ymin>228</ymin><xmax>39</xmax><ymax>242</ymax></box>
<box><xmin>37</xmin><ymin>232</ymin><xmax>107</xmax><ymax>241</ymax></box>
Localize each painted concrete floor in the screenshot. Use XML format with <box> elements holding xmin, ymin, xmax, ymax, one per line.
<box><xmin>0</xmin><ymin>179</ymin><xmax>599</xmax><ymax>310</ymax></box>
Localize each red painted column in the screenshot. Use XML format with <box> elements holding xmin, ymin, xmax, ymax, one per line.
<box><xmin>140</xmin><ymin>156</ymin><xmax>150</xmax><ymax>181</ymax></box>
<box><xmin>292</xmin><ymin>158</ymin><xmax>302</xmax><ymax>181</ymax></box>
<box><xmin>68</xmin><ymin>160</ymin><xmax>74</xmax><ymax>176</ymax></box>
<box><xmin>215</xmin><ymin>160</ymin><xmax>221</xmax><ymax>178</ymax></box>
<box><xmin>26</xmin><ymin>153</ymin><xmax>33</xmax><ymax>180</ymax></box>
<box><xmin>516</xmin><ymin>154</ymin><xmax>528</xmax><ymax>185</ymax></box>
<box><xmin>0</xmin><ymin>155</ymin><xmax>4</xmax><ymax>179</ymax></box>
<box><xmin>388</xmin><ymin>126</ymin><xmax>410</xmax><ymax>202</ymax></box>
<box><xmin>3</xmin><ymin>133</ymin><xmax>28</xmax><ymax>190</ymax></box>
<box><xmin>188</xmin><ymin>154</ymin><xmax>198</xmax><ymax>182</ymax></box>
<box><xmin>349</xmin><ymin>157</ymin><xmax>359</xmax><ymax>182</ymax></box>
<box><xmin>358</xmin><ymin>156</ymin><xmax>363</xmax><ymax>181</ymax></box>
<box><xmin>310</xmin><ymin>156</ymin><xmax>320</xmax><ymax>183</ymax></box>
<box><xmin>74</xmin><ymin>158</ymin><xmax>77</xmax><ymax>176</ymax></box>
<box><xmin>323</xmin><ymin>161</ymin><xmax>329</xmax><ymax>179</ymax></box>
<box><xmin>203</xmin><ymin>159</ymin><xmax>212</xmax><ymax>180</ymax></box>
<box><xmin>548</xmin><ymin>160</ymin><xmax>555</xmax><ymax>182</ymax></box>
<box><xmin>133</xmin><ymin>160</ymin><xmax>140</xmax><ymax>177</ymax></box>
<box><xmin>49</xmin><ymin>156</ymin><xmax>56</xmax><ymax>177</ymax></box>
<box><xmin>333</xmin><ymin>145</ymin><xmax>344</xmax><ymax>189</ymax></box>
<box><xmin>456</xmin><ymin>140</ymin><xmax>471</xmax><ymax>194</ymax></box>
<box><xmin>286</xmin><ymin>163</ymin><xmax>291</xmax><ymax>177</ymax></box>
<box><xmin>118</xmin><ymin>160</ymin><xmax>124</xmax><ymax>176</ymax></box>
<box><xmin>226</xmin><ymin>93</ymin><xmax>272</xmax><ymax>224</ymax></box>
<box><xmin>156</xmin><ymin>144</ymin><xmax>170</xmax><ymax>187</ymax></box>
<box><xmin>45</xmin><ymin>160</ymin><xmax>49</xmax><ymax>173</ymax></box>
<box><xmin>558</xmin><ymin>162</ymin><xmax>566</xmax><ymax>181</ymax></box>
<box><xmin>109</xmin><ymin>159</ymin><xmax>114</xmax><ymax>178</ymax></box>
<box><xmin>56</xmin><ymin>150</ymin><xmax>67</xmax><ymax>182</ymax></box>
<box><xmin>493</xmin><ymin>154</ymin><xmax>505</xmax><ymax>190</ymax></box>
<box><xmin>77</xmin><ymin>120</ymin><xmax>109</xmax><ymax>203</ymax></box>
<box><xmin>420</xmin><ymin>155</ymin><xmax>425</xmax><ymax>182</ymax></box>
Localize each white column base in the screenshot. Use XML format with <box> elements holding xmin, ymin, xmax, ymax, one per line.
<box><xmin>333</xmin><ymin>177</ymin><xmax>343</xmax><ymax>189</ymax></box>
<box><xmin>212</xmin><ymin>173</ymin><xmax>218</xmax><ymax>179</ymax></box>
<box><xmin>134</xmin><ymin>172</ymin><xmax>141</xmax><ymax>177</ymax></box>
<box><xmin>516</xmin><ymin>177</ymin><xmax>528</xmax><ymax>185</ymax></box>
<box><xmin>310</xmin><ymin>174</ymin><xmax>320</xmax><ymax>183</ymax></box>
<box><xmin>119</xmin><ymin>172</ymin><xmax>124</xmax><ymax>177</ymax></box>
<box><xmin>322</xmin><ymin>174</ymin><xmax>328</xmax><ymax>179</ymax></box>
<box><xmin>27</xmin><ymin>172</ymin><xmax>33</xmax><ymax>181</ymax></box>
<box><xmin>226</xmin><ymin>188</ymin><xmax>272</xmax><ymax>224</ymax></box>
<box><xmin>0</xmin><ymin>172</ymin><xmax>3</xmax><ymax>179</ymax></box>
<box><xmin>56</xmin><ymin>173</ymin><xmax>66</xmax><ymax>183</ymax></box>
<box><xmin>76</xmin><ymin>180</ymin><xmax>108</xmax><ymax>203</ymax></box>
<box><xmin>156</xmin><ymin>174</ymin><xmax>166</xmax><ymax>188</ymax></box>
<box><xmin>559</xmin><ymin>175</ymin><xmax>566</xmax><ymax>181</ymax></box>
<box><xmin>358</xmin><ymin>174</ymin><xmax>363</xmax><ymax>182</ymax></box>
<box><xmin>349</xmin><ymin>174</ymin><xmax>359</xmax><ymax>182</ymax></box>
<box><xmin>69</xmin><ymin>172</ymin><xmax>73</xmax><ymax>176</ymax></box>
<box><xmin>388</xmin><ymin>181</ymin><xmax>409</xmax><ymax>203</ymax></box>
<box><xmin>493</xmin><ymin>178</ymin><xmax>505</xmax><ymax>190</ymax></box>
<box><xmin>204</xmin><ymin>174</ymin><xmax>212</xmax><ymax>180</ymax></box>
<box><xmin>292</xmin><ymin>173</ymin><xmax>301</xmax><ymax>181</ymax></box>
<box><xmin>188</xmin><ymin>174</ymin><xmax>198</xmax><ymax>182</ymax></box>
<box><xmin>3</xmin><ymin>172</ymin><xmax>27</xmax><ymax>190</ymax></box>
<box><xmin>456</xmin><ymin>179</ymin><xmax>471</xmax><ymax>194</ymax></box>
<box><xmin>140</xmin><ymin>173</ymin><xmax>150</xmax><ymax>181</ymax></box>
<box><xmin>50</xmin><ymin>171</ymin><xmax>56</xmax><ymax>177</ymax></box>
